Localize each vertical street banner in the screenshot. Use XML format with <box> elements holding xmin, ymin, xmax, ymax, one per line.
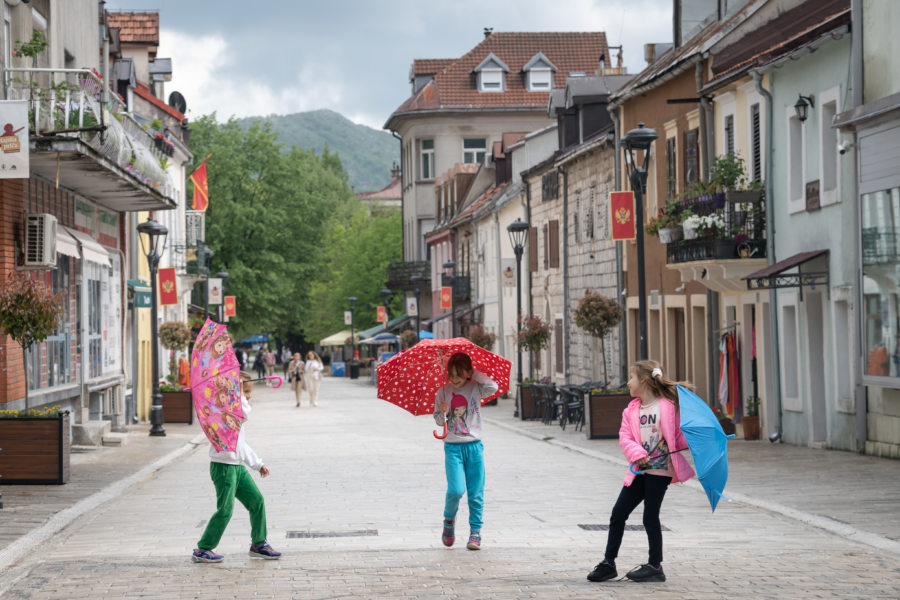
<box><xmin>440</xmin><ymin>286</ymin><xmax>452</xmax><ymax>310</ymax></box>
<box><xmin>208</xmin><ymin>278</ymin><xmax>223</xmax><ymax>304</ymax></box>
<box><xmin>0</xmin><ymin>100</ymin><xmax>29</xmax><ymax>178</ymax></box>
<box><xmin>158</xmin><ymin>267</ymin><xmax>178</xmax><ymax>305</ymax></box>
<box><xmin>189</xmin><ymin>154</ymin><xmax>211</xmax><ymax>211</ymax></box>
<box><xmin>344</xmin><ymin>310</ymin><xmax>352</xmax><ymax>325</ymax></box>
<box><xmin>377</xmin><ymin>305</ymin><xmax>387</xmax><ymax>324</ymax></box>
<box><xmin>610</xmin><ymin>191</ymin><xmax>636</xmax><ymax>240</ymax></box>
<box><xmin>224</xmin><ymin>296</ymin><xmax>236</xmax><ymax>317</ymax></box>
<box><xmin>406</xmin><ymin>295</ymin><xmax>418</xmax><ymax>317</ymax></box>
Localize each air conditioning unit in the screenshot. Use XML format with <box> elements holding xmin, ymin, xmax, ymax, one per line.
<box><xmin>24</xmin><ymin>213</ymin><xmax>57</xmax><ymax>268</ymax></box>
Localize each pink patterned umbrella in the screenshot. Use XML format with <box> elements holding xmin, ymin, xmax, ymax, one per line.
<box><xmin>376</xmin><ymin>337</ymin><xmax>511</xmax><ymax>419</ymax></box>
<box><xmin>190</xmin><ymin>318</ymin><xmax>243</xmax><ymax>452</ymax></box>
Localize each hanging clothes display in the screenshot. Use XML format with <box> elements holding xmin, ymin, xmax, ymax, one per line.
<box><xmin>717</xmin><ymin>332</ymin><xmax>742</xmax><ymax>420</ymax></box>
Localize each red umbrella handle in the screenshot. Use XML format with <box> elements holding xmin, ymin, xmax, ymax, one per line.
<box><xmin>433</xmin><ymin>419</ymin><xmax>448</xmax><ymax>440</ymax></box>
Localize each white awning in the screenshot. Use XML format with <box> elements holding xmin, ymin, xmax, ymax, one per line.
<box><xmin>318</xmin><ymin>329</ymin><xmax>354</xmax><ymax>346</ymax></box>
<box><xmin>65</xmin><ymin>227</ymin><xmax>111</xmax><ymax>267</ymax></box>
<box><xmin>56</xmin><ymin>227</ymin><xmax>80</xmax><ymax>258</ymax></box>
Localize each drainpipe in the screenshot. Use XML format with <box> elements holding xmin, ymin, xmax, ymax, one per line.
<box><xmin>610</xmin><ymin>106</ymin><xmax>627</xmax><ymax>385</ymax></box>
<box><xmin>392</xmin><ymin>131</ymin><xmax>406</xmax><ymax>259</ymax></box>
<box><xmin>697</xmin><ymin>60</ymin><xmax>713</xmax><ymax>176</ymax></box>
<box><xmin>494</xmin><ymin>211</ymin><xmax>505</xmax><ymax>357</ymax></box>
<box><xmin>850</xmin><ymin>0</ymin><xmax>865</xmax><ymax>450</ymax></box>
<box><xmin>753</xmin><ymin>68</ymin><xmax>782</xmax><ymax>441</ymax></box>
<box><xmin>559</xmin><ymin>165</ymin><xmax>570</xmax><ymax>384</ymax></box>
<box><xmin>524</xmin><ymin>183</ymin><xmax>533</xmax><ymax>380</ymax></box>
<box><xmin>100</xmin><ymin>2</ymin><xmax>109</xmax><ymax>143</ymax></box>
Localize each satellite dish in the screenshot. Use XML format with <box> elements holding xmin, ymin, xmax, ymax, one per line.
<box><xmin>168</xmin><ymin>91</ymin><xmax>187</xmax><ymax>114</ymax></box>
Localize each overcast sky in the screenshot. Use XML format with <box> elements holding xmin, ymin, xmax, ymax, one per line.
<box><xmin>108</xmin><ymin>0</ymin><xmax>672</xmax><ymax>130</ymax></box>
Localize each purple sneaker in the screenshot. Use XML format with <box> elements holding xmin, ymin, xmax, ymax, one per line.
<box><xmin>249</xmin><ymin>541</ymin><xmax>282</xmax><ymax>560</ymax></box>
<box><xmin>442</xmin><ymin>518</ymin><xmax>455</xmax><ymax>547</ymax></box>
<box><xmin>191</xmin><ymin>548</ymin><xmax>224</xmax><ymax>563</ymax></box>
<box><xmin>466</xmin><ymin>531</ymin><xmax>481</xmax><ymax>550</ymax></box>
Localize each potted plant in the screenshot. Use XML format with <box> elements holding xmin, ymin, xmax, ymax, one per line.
<box><xmin>518</xmin><ymin>377</ymin><xmax>539</xmax><ymax>420</ymax></box>
<box><xmin>711</xmin><ymin>153</ymin><xmax>763</xmax><ymax>204</ymax></box>
<box><xmin>158</xmin><ymin>321</ymin><xmax>193</xmax><ymax>424</ymax></box>
<box><xmin>586</xmin><ymin>383</ymin><xmax>631</xmax><ymax>439</ymax></box>
<box><xmin>398</xmin><ymin>329</ymin><xmax>419</xmax><ymax>350</ymax></box>
<box><xmin>517</xmin><ymin>315</ymin><xmax>551</xmax><ymax>419</ymax></box>
<box><xmin>0</xmin><ymin>404</ymin><xmax>70</xmax><ymax>484</ymax></box>
<box><xmin>742</xmin><ymin>396</ymin><xmax>760</xmax><ymax>440</ymax></box>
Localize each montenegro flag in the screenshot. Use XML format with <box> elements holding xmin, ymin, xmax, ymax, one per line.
<box><xmin>189</xmin><ymin>156</ymin><xmax>210</xmax><ymax>211</ymax></box>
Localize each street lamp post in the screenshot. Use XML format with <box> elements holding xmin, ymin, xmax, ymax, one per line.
<box><xmin>620</xmin><ymin>122</ymin><xmax>658</xmax><ymax>360</ymax></box>
<box><xmin>215</xmin><ymin>270</ymin><xmax>229</xmax><ymax>322</ymax></box>
<box><xmin>202</xmin><ymin>246</ymin><xmax>214</xmax><ymax>320</ymax></box>
<box><xmin>137</xmin><ymin>216</ymin><xmax>169</xmax><ymax>437</ymax></box>
<box><xmin>409</xmin><ymin>274</ymin><xmax>423</xmax><ymax>334</ymax></box>
<box><xmin>507</xmin><ymin>218</ymin><xmax>529</xmax><ymax>418</ymax></box>
<box><xmin>380</xmin><ymin>287</ymin><xmax>392</xmax><ymax>328</ymax></box>
<box><xmin>347</xmin><ymin>296</ymin><xmax>357</xmax><ymax>364</ymax></box>
<box><xmin>443</xmin><ymin>260</ymin><xmax>456</xmax><ymax>338</ymax></box>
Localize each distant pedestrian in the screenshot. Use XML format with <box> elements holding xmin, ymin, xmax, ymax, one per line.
<box><xmin>586</xmin><ymin>360</ymin><xmax>695</xmax><ymax>584</ymax></box>
<box><xmin>304</xmin><ymin>351</ymin><xmax>324</xmax><ymax>407</ymax></box>
<box><xmin>191</xmin><ymin>371</ymin><xmax>282</xmax><ymax>563</ymax></box>
<box><xmin>288</xmin><ymin>352</ymin><xmax>305</xmax><ymax>407</ymax></box>
<box><xmin>263</xmin><ymin>347</ymin><xmax>276</xmax><ymax>382</ymax></box>
<box><xmin>433</xmin><ymin>352</ymin><xmax>499</xmax><ymax>551</ymax></box>
<box><xmin>235</xmin><ymin>346</ymin><xmax>245</xmax><ymax>369</ymax></box>
<box><xmin>253</xmin><ymin>350</ymin><xmax>266</xmax><ymax>380</ymax></box>
<box><xmin>281</xmin><ymin>347</ymin><xmax>292</xmax><ymax>377</ymax></box>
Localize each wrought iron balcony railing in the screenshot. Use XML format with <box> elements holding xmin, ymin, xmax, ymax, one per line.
<box><xmin>386</xmin><ymin>261</ymin><xmax>431</xmax><ymax>291</ymax></box>
<box><xmin>441</xmin><ymin>273</ymin><xmax>471</xmax><ymax>303</ymax></box>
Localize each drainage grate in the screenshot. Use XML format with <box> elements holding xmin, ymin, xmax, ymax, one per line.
<box><xmin>286</xmin><ymin>530</ymin><xmax>378</xmax><ymax>539</ymax></box>
<box><xmin>578</xmin><ymin>524</ymin><xmax>669</xmax><ymax>532</ymax></box>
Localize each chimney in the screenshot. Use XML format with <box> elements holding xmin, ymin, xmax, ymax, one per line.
<box><xmin>483</xmin><ymin>27</ymin><xmax>493</xmax><ymax>38</ymax></box>
<box><xmin>390</xmin><ymin>163</ymin><xmax>401</xmax><ymax>181</ymax></box>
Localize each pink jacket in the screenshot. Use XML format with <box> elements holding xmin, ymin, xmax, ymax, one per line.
<box><xmin>619</xmin><ymin>397</ymin><xmax>695</xmax><ymax>487</ymax></box>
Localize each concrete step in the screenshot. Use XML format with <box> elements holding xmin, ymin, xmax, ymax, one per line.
<box><xmin>101</xmin><ymin>432</ymin><xmax>128</xmax><ymax>447</ymax></box>
<box><xmin>71</xmin><ymin>420</ymin><xmax>111</xmax><ymax>446</ymax></box>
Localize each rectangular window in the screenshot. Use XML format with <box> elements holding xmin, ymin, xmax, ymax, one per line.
<box><xmin>751</xmin><ymin>103</ymin><xmax>762</xmax><ymax>181</ymax></box>
<box><xmin>666</xmin><ymin>137</ymin><xmax>677</xmax><ymax>198</ymax></box>
<box><xmin>463</xmin><ymin>138</ymin><xmax>486</xmax><ymax>164</ymax></box>
<box><xmin>684</xmin><ymin>128</ymin><xmax>700</xmax><ymax>184</ymax></box>
<box><xmin>549</xmin><ymin>219</ymin><xmax>559</xmax><ymax>268</ymax></box>
<box><xmin>528</xmin><ymin>226</ymin><xmax>538</xmax><ymax>272</ymax></box>
<box><xmin>781</xmin><ymin>304</ymin><xmax>799</xmax><ymax>399</ymax></box>
<box><xmin>86</xmin><ymin>261</ymin><xmax>103</xmax><ymax>379</ymax></box>
<box><xmin>27</xmin><ymin>257</ymin><xmax>72</xmax><ymax>390</ymax></box>
<box><xmin>862</xmin><ymin>186</ymin><xmax>900</xmax><ymax>380</ymax></box>
<box><xmin>724</xmin><ymin>114</ymin><xmax>735</xmax><ymax>155</ymax></box>
<box><xmin>555</xmin><ymin>319</ymin><xmax>564</xmax><ymax>373</ymax></box>
<box><xmin>574</xmin><ymin>195</ymin><xmax>581</xmax><ymax>243</ymax></box>
<box><xmin>586</xmin><ymin>186</ymin><xmax>595</xmax><ymax>239</ymax></box>
<box><xmin>541</xmin><ymin>171</ymin><xmax>558</xmax><ymax>201</ymax></box>
<box><xmin>479</xmin><ymin>69</ymin><xmax>503</xmax><ymax>92</ymax></box>
<box><xmin>420</xmin><ymin>139</ymin><xmax>434</xmax><ymax>180</ymax></box>
<box><xmin>529</xmin><ymin>69</ymin><xmax>552</xmax><ymax>91</ymax></box>
<box><xmin>820</xmin><ymin>99</ymin><xmax>838</xmax><ymax>193</ymax></box>
<box><xmin>787</xmin><ymin>109</ymin><xmax>804</xmax><ymax>211</ymax></box>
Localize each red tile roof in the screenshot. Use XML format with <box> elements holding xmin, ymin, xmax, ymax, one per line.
<box><xmin>358</xmin><ymin>176</ymin><xmax>402</xmax><ymax>200</ymax></box>
<box><xmin>107</xmin><ymin>11</ymin><xmax>159</xmax><ymax>45</ymax></box>
<box><xmin>134</xmin><ymin>81</ymin><xmax>185</xmax><ymax>121</ymax></box>
<box><xmin>390</xmin><ymin>32</ymin><xmax>608</xmax><ymax>121</ymax></box>
<box><xmin>451</xmin><ymin>182</ymin><xmax>509</xmax><ymax>226</ymax></box>
<box><xmin>411</xmin><ymin>59</ymin><xmax>455</xmax><ymax>76</ymax></box>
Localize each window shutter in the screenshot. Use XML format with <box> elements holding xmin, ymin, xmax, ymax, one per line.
<box><xmin>751</xmin><ymin>103</ymin><xmax>762</xmax><ymax>181</ymax></box>
<box><xmin>528</xmin><ymin>226</ymin><xmax>538</xmax><ymax>272</ymax></box>
<box><xmin>555</xmin><ymin>319</ymin><xmax>563</xmax><ymax>373</ymax></box>
<box><xmin>549</xmin><ymin>220</ymin><xmax>559</xmax><ymax>268</ymax></box>
<box><xmin>543</xmin><ymin>223</ymin><xmax>549</xmax><ymax>269</ymax></box>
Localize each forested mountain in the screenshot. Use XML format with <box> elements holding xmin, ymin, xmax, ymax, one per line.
<box><xmin>239</xmin><ymin>109</ymin><xmax>399</xmax><ymax>193</ymax></box>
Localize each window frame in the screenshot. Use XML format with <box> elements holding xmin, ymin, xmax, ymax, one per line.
<box><xmin>462</xmin><ymin>137</ymin><xmax>486</xmax><ymax>164</ymax></box>
<box><xmin>419</xmin><ymin>138</ymin><xmax>434</xmax><ymax>181</ymax></box>
<box><xmin>528</xmin><ymin>68</ymin><xmax>552</xmax><ymax>91</ymax></box>
<box><xmin>478</xmin><ymin>69</ymin><xmax>504</xmax><ymax>93</ymax></box>
<box><xmin>817</xmin><ymin>85</ymin><xmax>841</xmax><ymax>207</ymax></box>
<box><xmin>786</xmin><ymin>105</ymin><xmax>806</xmax><ymax>214</ymax></box>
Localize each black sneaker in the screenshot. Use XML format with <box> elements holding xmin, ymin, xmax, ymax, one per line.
<box><xmin>626</xmin><ymin>563</ymin><xmax>666</xmax><ymax>582</ymax></box>
<box><xmin>587</xmin><ymin>559</ymin><xmax>617</xmax><ymax>582</ymax></box>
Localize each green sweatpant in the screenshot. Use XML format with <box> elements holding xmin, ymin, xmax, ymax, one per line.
<box><xmin>197</xmin><ymin>462</ymin><xmax>267</xmax><ymax>550</ymax></box>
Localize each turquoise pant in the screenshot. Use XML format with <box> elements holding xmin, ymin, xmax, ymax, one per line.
<box><xmin>443</xmin><ymin>440</ymin><xmax>485</xmax><ymax>531</ymax></box>
<box><xmin>197</xmin><ymin>462</ymin><xmax>267</xmax><ymax>550</ymax></box>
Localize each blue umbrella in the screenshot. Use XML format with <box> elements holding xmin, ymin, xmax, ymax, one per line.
<box><xmin>418</xmin><ymin>330</ymin><xmax>434</xmax><ymax>339</ymax></box>
<box><xmin>360</xmin><ymin>332</ymin><xmax>399</xmax><ymax>345</ymax></box>
<box><xmin>677</xmin><ymin>384</ymin><xmax>733</xmax><ymax>512</ymax></box>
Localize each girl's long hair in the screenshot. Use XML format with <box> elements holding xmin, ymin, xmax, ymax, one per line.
<box><xmin>633</xmin><ymin>359</ymin><xmax>692</xmax><ymax>411</ymax></box>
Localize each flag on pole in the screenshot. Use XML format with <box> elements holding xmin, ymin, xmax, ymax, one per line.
<box><xmin>440</xmin><ymin>286</ymin><xmax>452</xmax><ymax>310</ymax></box>
<box><xmin>224</xmin><ymin>296</ymin><xmax>236</xmax><ymax>317</ymax></box>
<box><xmin>189</xmin><ymin>155</ymin><xmax>211</xmax><ymax>211</ymax></box>
<box><xmin>158</xmin><ymin>267</ymin><xmax>178</xmax><ymax>305</ymax></box>
<box><xmin>610</xmin><ymin>191</ymin><xmax>636</xmax><ymax>240</ymax></box>
<box><xmin>377</xmin><ymin>306</ymin><xmax>387</xmax><ymax>324</ymax></box>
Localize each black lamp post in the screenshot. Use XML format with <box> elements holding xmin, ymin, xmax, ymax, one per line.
<box><xmin>215</xmin><ymin>270</ymin><xmax>229</xmax><ymax>322</ymax></box>
<box><xmin>409</xmin><ymin>273</ymin><xmax>423</xmax><ymax>334</ymax></box>
<box><xmin>507</xmin><ymin>218</ymin><xmax>529</xmax><ymax>418</ymax></box>
<box><xmin>137</xmin><ymin>216</ymin><xmax>169</xmax><ymax>437</ymax></box>
<box><xmin>202</xmin><ymin>246</ymin><xmax>214</xmax><ymax>320</ymax></box>
<box><xmin>443</xmin><ymin>260</ymin><xmax>456</xmax><ymax>338</ymax></box>
<box><xmin>620</xmin><ymin>121</ymin><xmax>658</xmax><ymax>360</ymax></box>
<box><xmin>380</xmin><ymin>287</ymin><xmax>392</xmax><ymax>328</ymax></box>
<box><xmin>347</xmin><ymin>296</ymin><xmax>357</xmax><ymax>363</ymax></box>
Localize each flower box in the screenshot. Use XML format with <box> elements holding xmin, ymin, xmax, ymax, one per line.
<box><xmin>518</xmin><ymin>385</ymin><xmax>538</xmax><ymax>420</ymax></box>
<box><xmin>161</xmin><ymin>391</ymin><xmax>194</xmax><ymax>424</ymax></box>
<box><xmin>741</xmin><ymin>415</ymin><xmax>760</xmax><ymax>440</ymax></box>
<box><xmin>726</xmin><ymin>190</ymin><xmax>763</xmax><ymax>204</ymax></box>
<box><xmin>666</xmin><ymin>239</ymin><xmax>739</xmax><ymax>264</ymax></box>
<box><xmin>658</xmin><ymin>226</ymin><xmax>683</xmax><ymax>244</ymax></box>
<box><xmin>0</xmin><ymin>412</ymin><xmax>70</xmax><ymax>484</ymax></box>
<box><xmin>586</xmin><ymin>393</ymin><xmax>631</xmax><ymax>439</ymax></box>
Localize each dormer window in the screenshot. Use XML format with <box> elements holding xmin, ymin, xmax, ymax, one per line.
<box><xmin>523</xmin><ymin>52</ymin><xmax>558</xmax><ymax>92</ymax></box>
<box><xmin>474</xmin><ymin>52</ymin><xmax>509</xmax><ymax>93</ymax></box>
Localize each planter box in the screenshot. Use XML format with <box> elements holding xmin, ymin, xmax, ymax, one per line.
<box><xmin>519</xmin><ymin>385</ymin><xmax>538</xmax><ymax>420</ymax></box>
<box><xmin>726</xmin><ymin>190</ymin><xmax>762</xmax><ymax>204</ymax></box>
<box><xmin>162</xmin><ymin>391</ymin><xmax>194</xmax><ymax>424</ymax></box>
<box><xmin>742</xmin><ymin>416</ymin><xmax>760</xmax><ymax>440</ymax></box>
<box><xmin>658</xmin><ymin>226</ymin><xmax>683</xmax><ymax>244</ymax></box>
<box><xmin>0</xmin><ymin>413</ymin><xmax>70</xmax><ymax>484</ymax></box>
<box><xmin>586</xmin><ymin>393</ymin><xmax>631</xmax><ymax>439</ymax></box>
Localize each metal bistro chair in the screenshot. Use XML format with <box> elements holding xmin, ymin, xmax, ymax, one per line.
<box><xmin>558</xmin><ymin>385</ymin><xmax>586</xmax><ymax>432</ymax></box>
<box><xmin>542</xmin><ymin>383</ymin><xmax>560</xmax><ymax>426</ymax></box>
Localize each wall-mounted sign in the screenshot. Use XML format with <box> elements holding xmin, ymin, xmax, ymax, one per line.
<box><xmin>0</xmin><ymin>100</ymin><xmax>28</xmax><ymax>178</ymax></box>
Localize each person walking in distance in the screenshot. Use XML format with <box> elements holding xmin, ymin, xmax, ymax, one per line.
<box><xmin>262</xmin><ymin>346</ymin><xmax>276</xmax><ymax>384</ymax></box>
<box><xmin>288</xmin><ymin>353</ymin><xmax>305</xmax><ymax>407</ymax></box>
<box><xmin>304</xmin><ymin>351</ymin><xmax>324</xmax><ymax>407</ymax></box>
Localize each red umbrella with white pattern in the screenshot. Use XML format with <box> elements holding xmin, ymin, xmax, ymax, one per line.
<box><xmin>376</xmin><ymin>338</ymin><xmax>511</xmax><ymax>438</ymax></box>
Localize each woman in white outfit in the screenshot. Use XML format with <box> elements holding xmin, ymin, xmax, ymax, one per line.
<box><xmin>288</xmin><ymin>353</ymin><xmax>305</xmax><ymax>407</ymax></box>
<box><xmin>304</xmin><ymin>351</ymin><xmax>324</xmax><ymax>407</ymax></box>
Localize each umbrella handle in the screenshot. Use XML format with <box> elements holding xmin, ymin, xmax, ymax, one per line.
<box><xmin>629</xmin><ymin>462</ymin><xmax>645</xmax><ymax>475</ymax></box>
<box><xmin>266</xmin><ymin>376</ymin><xmax>283</xmax><ymax>388</ymax></box>
<box><xmin>433</xmin><ymin>419</ymin><xmax>448</xmax><ymax>440</ymax></box>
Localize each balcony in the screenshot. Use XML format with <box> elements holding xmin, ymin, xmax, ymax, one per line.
<box><xmin>4</xmin><ymin>67</ymin><xmax>176</xmax><ymax>211</ymax></box>
<box><xmin>386</xmin><ymin>261</ymin><xmax>430</xmax><ymax>291</ymax></box>
<box><xmin>441</xmin><ymin>273</ymin><xmax>471</xmax><ymax>303</ymax></box>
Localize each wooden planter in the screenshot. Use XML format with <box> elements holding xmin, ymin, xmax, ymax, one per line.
<box><xmin>586</xmin><ymin>393</ymin><xmax>631</xmax><ymax>439</ymax></box>
<box><xmin>519</xmin><ymin>385</ymin><xmax>537</xmax><ymax>420</ymax></box>
<box><xmin>0</xmin><ymin>412</ymin><xmax>70</xmax><ymax>484</ymax></box>
<box><xmin>742</xmin><ymin>416</ymin><xmax>760</xmax><ymax>440</ymax></box>
<box><xmin>162</xmin><ymin>391</ymin><xmax>194</xmax><ymax>424</ymax></box>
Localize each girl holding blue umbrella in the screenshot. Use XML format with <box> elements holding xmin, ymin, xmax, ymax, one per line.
<box><xmin>587</xmin><ymin>360</ymin><xmax>696</xmax><ymax>584</ymax></box>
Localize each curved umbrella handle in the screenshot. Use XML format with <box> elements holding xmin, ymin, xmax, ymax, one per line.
<box><xmin>267</xmin><ymin>376</ymin><xmax>283</xmax><ymax>389</ymax></box>
<box><xmin>629</xmin><ymin>462</ymin><xmax>644</xmax><ymax>475</ymax></box>
<box><xmin>433</xmin><ymin>418</ymin><xmax>448</xmax><ymax>440</ymax></box>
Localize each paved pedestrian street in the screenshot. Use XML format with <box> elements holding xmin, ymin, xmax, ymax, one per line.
<box><xmin>1</xmin><ymin>378</ymin><xmax>899</xmax><ymax>599</ymax></box>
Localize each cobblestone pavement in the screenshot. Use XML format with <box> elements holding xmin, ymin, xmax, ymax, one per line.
<box><xmin>1</xmin><ymin>378</ymin><xmax>899</xmax><ymax>599</ymax></box>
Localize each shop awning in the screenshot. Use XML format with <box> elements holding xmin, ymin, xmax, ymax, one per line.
<box><xmin>422</xmin><ymin>311</ymin><xmax>454</xmax><ymax>326</ymax></box>
<box><xmin>65</xmin><ymin>227</ymin><xmax>111</xmax><ymax>267</ymax></box>
<box><xmin>56</xmin><ymin>227</ymin><xmax>80</xmax><ymax>258</ymax></box>
<box><xmin>319</xmin><ymin>329</ymin><xmax>354</xmax><ymax>346</ymax></box>
<box><xmin>743</xmin><ymin>249</ymin><xmax>829</xmax><ymax>295</ymax></box>
<box><xmin>358</xmin><ymin>314</ymin><xmax>410</xmax><ymax>338</ymax></box>
<box><xmin>126</xmin><ymin>279</ymin><xmax>150</xmax><ymax>289</ymax></box>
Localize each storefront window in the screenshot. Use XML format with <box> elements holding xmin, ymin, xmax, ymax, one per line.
<box><xmin>862</xmin><ymin>186</ymin><xmax>900</xmax><ymax>377</ymax></box>
<box><xmin>27</xmin><ymin>256</ymin><xmax>73</xmax><ymax>390</ymax></box>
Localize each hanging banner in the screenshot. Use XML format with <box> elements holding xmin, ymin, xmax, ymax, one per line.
<box><xmin>610</xmin><ymin>191</ymin><xmax>636</xmax><ymax>241</ymax></box>
<box><xmin>0</xmin><ymin>100</ymin><xmax>29</xmax><ymax>178</ymax></box>
<box><xmin>377</xmin><ymin>305</ymin><xmax>387</xmax><ymax>324</ymax></box>
<box><xmin>440</xmin><ymin>286</ymin><xmax>452</xmax><ymax>310</ymax></box>
<box><xmin>406</xmin><ymin>295</ymin><xmax>418</xmax><ymax>317</ymax></box>
<box><xmin>208</xmin><ymin>278</ymin><xmax>223</xmax><ymax>305</ymax></box>
<box><xmin>224</xmin><ymin>295</ymin><xmax>236</xmax><ymax>317</ymax></box>
<box><xmin>158</xmin><ymin>267</ymin><xmax>178</xmax><ymax>305</ymax></box>
<box><xmin>344</xmin><ymin>310</ymin><xmax>352</xmax><ymax>325</ymax></box>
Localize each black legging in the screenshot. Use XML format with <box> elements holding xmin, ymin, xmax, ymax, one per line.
<box><xmin>604</xmin><ymin>474</ymin><xmax>672</xmax><ymax>567</ymax></box>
